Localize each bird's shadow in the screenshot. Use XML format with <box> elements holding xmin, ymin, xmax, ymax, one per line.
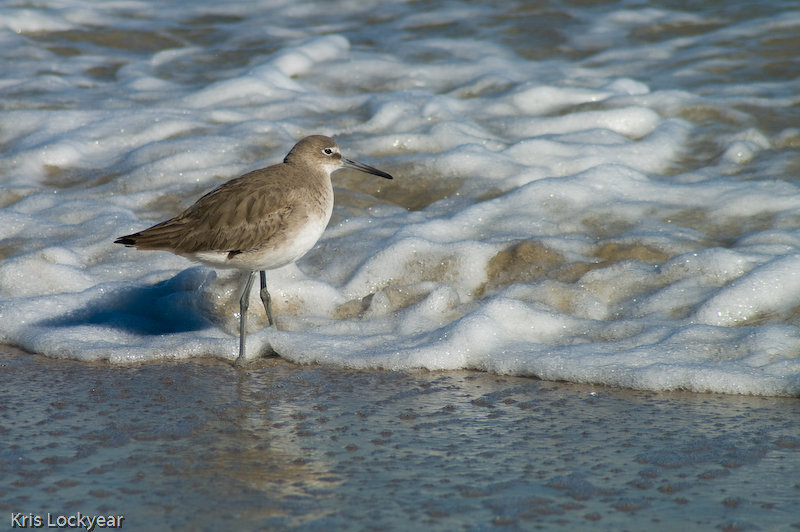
<box><xmin>41</xmin><ymin>267</ymin><xmax>217</xmax><ymax>336</ymax></box>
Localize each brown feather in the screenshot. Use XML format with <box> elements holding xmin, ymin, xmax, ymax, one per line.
<box><xmin>115</xmin><ymin>165</ymin><xmax>322</xmax><ymax>255</ymax></box>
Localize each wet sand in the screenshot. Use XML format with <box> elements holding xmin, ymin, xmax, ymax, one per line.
<box><xmin>1</xmin><ymin>347</ymin><xmax>798</xmax><ymax>531</ymax></box>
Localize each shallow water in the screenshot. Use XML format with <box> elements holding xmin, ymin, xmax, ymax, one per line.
<box><xmin>2</xmin><ymin>348</ymin><xmax>798</xmax><ymax>531</ymax></box>
<box><xmin>1</xmin><ymin>2</ymin><xmax>800</xmax><ymax>395</ymax></box>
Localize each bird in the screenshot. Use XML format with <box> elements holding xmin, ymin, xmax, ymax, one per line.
<box><xmin>115</xmin><ymin>135</ymin><xmax>393</xmax><ymax>365</ymax></box>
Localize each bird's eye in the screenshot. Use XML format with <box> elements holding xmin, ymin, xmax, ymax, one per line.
<box><xmin>323</xmin><ymin>148</ymin><xmax>334</xmax><ymax>156</ymax></box>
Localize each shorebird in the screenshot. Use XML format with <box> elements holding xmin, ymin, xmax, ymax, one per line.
<box><xmin>115</xmin><ymin>135</ymin><xmax>393</xmax><ymax>365</ymax></box>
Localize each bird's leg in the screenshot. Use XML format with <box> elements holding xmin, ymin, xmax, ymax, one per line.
<box><xmin>235</xmin><ymin>271</ymin><xmax>257</xmax><ymax>366</ymax></box>
<box><xmin>259</xmin><ymin>270</ymin><xmax>274</xmax><ymax>327</ymax></box>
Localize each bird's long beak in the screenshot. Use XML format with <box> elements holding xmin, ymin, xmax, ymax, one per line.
<box><xmin>343</xmin><ymin>158</ymin><xmax>393</xmax><ymax>180</ymax></box>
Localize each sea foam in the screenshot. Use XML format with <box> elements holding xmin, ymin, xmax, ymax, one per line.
<box><xmin>1</xmin><ymin>1</ymin><xmax>799</xmax><ymax>396</ymax></box>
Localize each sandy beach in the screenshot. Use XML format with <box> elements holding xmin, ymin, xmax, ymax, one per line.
<box><xmin>2</xmin><ymin>347</ymin><xmax>797</xmax><ymax>531</ymax></box>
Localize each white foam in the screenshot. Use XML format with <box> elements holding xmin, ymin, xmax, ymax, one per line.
<box><xmin>0</xmin><ymin>249</ymin><xmax>94</xmax><ymax>298</ymax></box>
<box><xmin>0</xmin><ymin>0</ymin><xmax>798</xmax><ymax>396</ymax></box>
<box><xmin>0</xmin><ymin>8</ymin><xmax>73</xmax><ymax>32</ymax></box>
<box><xmin>695</xmin><ymin>254</ymin><xmax>800</xmax><ymax>326</ymax></box>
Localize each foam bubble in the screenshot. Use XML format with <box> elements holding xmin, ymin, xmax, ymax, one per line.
<box><xmin>695</xmin><ymin>254</ymin><xmax>800</xmax><ymax>326</ymax></box>
<box><xmin>0</xmin><ymin>8</ymin><xmax>72</xmax><ymax>32</ymax></box>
